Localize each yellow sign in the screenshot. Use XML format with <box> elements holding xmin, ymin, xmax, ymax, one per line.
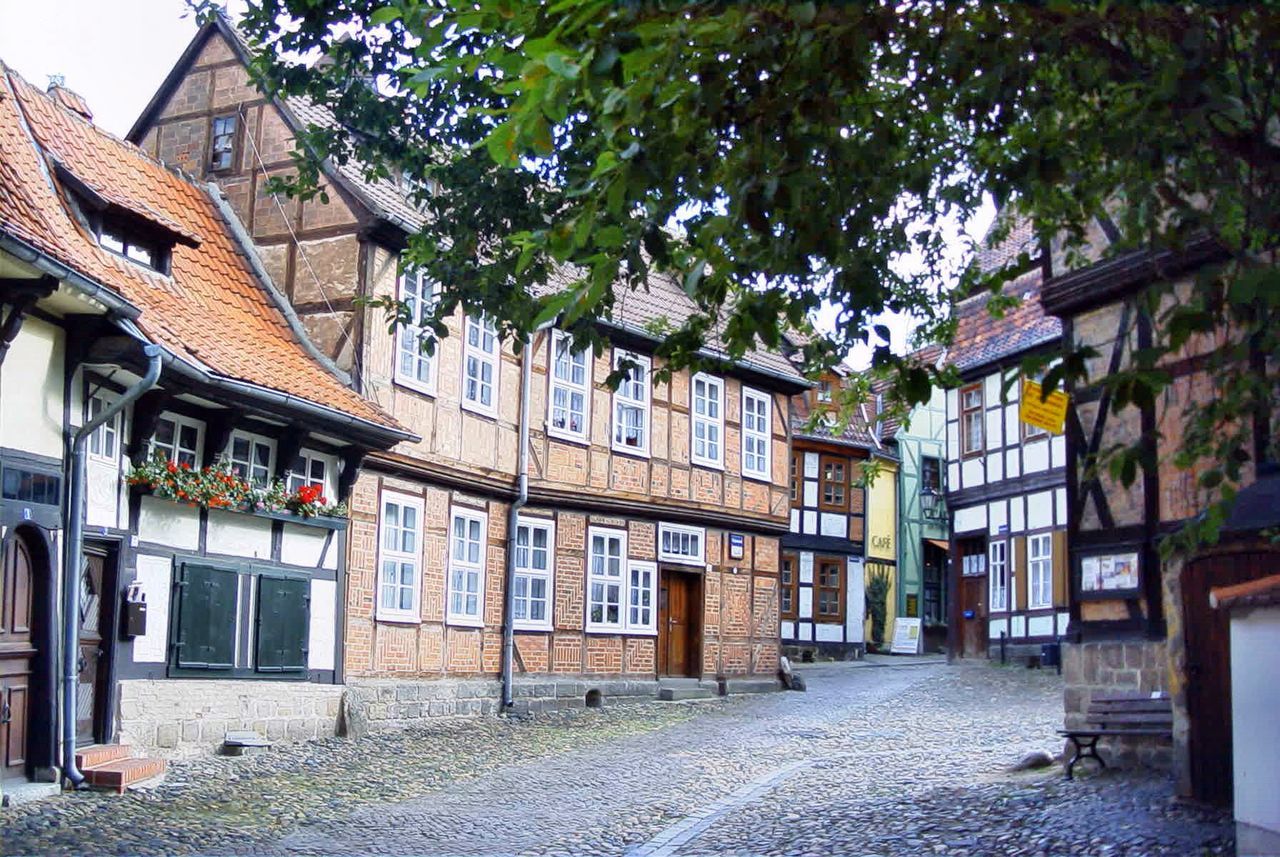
<box><xmin>1020</xmin><ymin>379</ymin><xmax>1068</xmax><ymax>435</ymax></box>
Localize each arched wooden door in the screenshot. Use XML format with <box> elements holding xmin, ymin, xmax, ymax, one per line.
<box><xmin>1</xmin><ymin>535</ymin><xmax>36</xmax><ymax>779</ymax></box>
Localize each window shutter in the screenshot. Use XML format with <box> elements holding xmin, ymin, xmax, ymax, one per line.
<box><xmin>255</xmin><ymin>576</ymin><xmax>310</xmax><ymax>673</ymax></box>
<box><xmin>175</xmin><ymin>564</ymin><xmax>238</xmax><ymax>670</ymax></box>
<box><xmin>1052</xmin><ymin>530</ymin><xmax>1069</xmax><ymax>607</ymax></box>
<box><xmin>1013</xmin><ymin>536</ymin><xmax>1028</xmax><ymax>612</ymax></box>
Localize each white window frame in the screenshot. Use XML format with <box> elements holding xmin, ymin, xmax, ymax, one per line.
<box><xmin>658</xmin><ymin>523</ymin><xmax>705</xmax><ymax>567</ymax></box>
<box><xmin>1029</xmin><ymin>533</ymin><xmax>1054</xmax><ymax>609</ymax></box>
<box><xmin>626</xmin><ymin>560</ymin><xmax>658</xmax><ymax>635</ymax></box>
<box><xmin>611</xmin><ymin>350</ymin><xmax>651</xmax><ymax>457</ymax></box>
<box><xmin>286</xmin><ymin>448</ymin><xmax>337</xmax><ymax>499</ymax></box>
<box><xmin>447</xmin><ymin>505</ymin><xmax>488</xmax><ymax>627</ymax></box>
<box><xmin>513</xmin><ymin>516</ymin><xmax>555</xmax><ymax>631</ymax></box>
<box><xmin>225</xmin><ymin>430</ymin><xmax>276</xmax><ymax>488</ymax></box>
<box><xmin>586</xmin><ymin>526</ymin><xmax>627</xmax><ymax>633</ymax></box>
<box><xmin>690</xmin><ymin>373</ymin><xmax>724</xmax><ymax>469</ymax></box>
<box><xmin>394</xmin><ymin>268</ymin><xmax>438</xmax><ymax>396</ymax></box>
<box><xmin>741</xmin><ymin>386</ymin><xmax>772</xmax><ymax>481</ymax></box>
<box><xmin>989</xmin><ymin>540</ymin><xmax>1009</xmax><ymax>612</ymax></box>
<box><xmin>461</xmin><ymin>314</ymin><xmax>500</xmax><ymax>417</ymax></box>
<box><xmin>547</xmin><ymin>329</ymin><xmax>591</xmax><ymax>444</ymax></box>
<box><xmin>376</xmin><ymin>490</ymin><xmax>424</xmax><ymax>623</ymax></box>
<box><xmin>86</xmin><ymin>393</ymin><xmax>121</xmax><ymax>463</ymax></box>
<box><xmin>150</xmin><ymin>412</ymin><xmax>204</xmax><ymax>469</ymax></box>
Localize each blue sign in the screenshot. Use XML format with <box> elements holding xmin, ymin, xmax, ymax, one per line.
<box><xmin>728</xmin><ymin>533</ymin><xmax>745</xmax><ymax>560</ymax></box>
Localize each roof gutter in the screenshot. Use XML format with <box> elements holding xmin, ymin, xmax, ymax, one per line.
<box><xmin>0</xmin><ymin>228</ymin><xmax>141</xmax><ymax>320</ymax></box>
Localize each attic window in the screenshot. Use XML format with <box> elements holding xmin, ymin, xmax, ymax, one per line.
<box><xmin>817</xmin><ymin>380</ymin><xmax>834</xmax><ymax>403</ymax></box>
<box><xmin>209</xmin><ymin>115</ymin><xmax>237</xmax><ymax>172</ymax></box>
<box><xmin>98</xmin><ymin>219</ymin><xmax>166</xmax><ymax>273</ymax></box>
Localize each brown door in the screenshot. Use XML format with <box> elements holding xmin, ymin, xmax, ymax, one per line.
<box><xmin>1</xmin><ymin>536</ymin><xmax>35</xmax><ymax>779</ymax></box>
<box><xmin>658</xmin><ymin>571</ymin><xmax>701</xmax><ymax>677</ymax></box>
<box><xmin>1181</xmin><ymin>549</ymin><xmax>1274</xmax><ymax>807</ymax></box>
<box><xmin>77</xmin><ymin>551</ymin><xmax>111</xmax><ymax>745</ymax></box>
<box><xmin>960</xmin><ymin>575</ymin><xmax>988</xmax><ymax>658</ymax></box>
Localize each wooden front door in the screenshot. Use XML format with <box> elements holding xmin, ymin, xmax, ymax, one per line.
<box><xmin>658</xmin><ymin>570</ymin><xmax>701</xmax><ymax>677</ymax></box>
<box><xmin>959</xmin><ymin>575</ymin><xmax>988</xmax><ymax>658</ymax></box>
<box><xmin>1181</xmin><ymin>548</ymin><xmax>1275</xmax><ymax>807</ymax></box>
<box><xmin>76</xmin><ymin>551</ymin><xmax>112</xmax><ymax>745</ymax></box>
<box><xmin>1</xmin><ymin>536</ymin><xmax>35</xmax><ymax>779</ymax></box>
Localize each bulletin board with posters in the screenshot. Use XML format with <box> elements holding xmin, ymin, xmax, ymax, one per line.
<box><xmin>1077</xmin><ymin>550</ymin><xmax>1142</xmax><ymax>598</ymax></box>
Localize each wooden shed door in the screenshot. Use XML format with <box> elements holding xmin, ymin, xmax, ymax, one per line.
<box><xmin>959</xmin><ymin>576</ymin><xmax>988</xmax><ymax>658</ymax></box>
<box><xmin>77</xmin><ymin>551</ymin><xmax>112</xmax><ymax>745</ymax></box>
<box><xmin>1181</xmin><ymin>550</ymin><xmax>1275</xmax><ymax>807</ymax></box>
<box><xmin>1</xmin><ymin>537</ymin><xmax>35</xmax><ymax>778</ymax></box>
<box><xmin>659</xmin><ymin>571</ymin><xmax>701</xmax><ymax>677</ymax></box>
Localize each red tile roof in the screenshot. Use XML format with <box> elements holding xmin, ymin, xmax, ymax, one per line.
<box><xmin>0</xmin><ymin>64</ymin><xmax>404</xmax><ymax>438</ymax></box>
<box><xmin>949</xmin><ymin>270</ymin><xmax>1062</xmax><ymax>373</ymax></box>
<box><xmin>1210</xmin><ymin>574</ymin><xmax>1280</xmax><ymax>611</ymax></box>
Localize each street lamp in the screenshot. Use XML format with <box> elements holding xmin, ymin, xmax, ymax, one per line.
<box><xmin>920</xmin><ymin>484</ymin><xmax>944</xmax><ymax>519</ymax></box>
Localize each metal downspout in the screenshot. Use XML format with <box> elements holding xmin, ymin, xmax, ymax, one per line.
<box><xmin>502</xmin><ymin>323</ymin><xmax>553</xmax><ymax>709</ymax></box>
<box><xmin>61</xmin><ymin>343</ymin><xmax>162</xmax><ymax>786</ymax></box>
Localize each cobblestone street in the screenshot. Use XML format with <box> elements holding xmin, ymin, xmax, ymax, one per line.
<box><xmin>2</xmin><ymin>662</ymin><xmax>1231</xmax><ymax>856</ymax></box>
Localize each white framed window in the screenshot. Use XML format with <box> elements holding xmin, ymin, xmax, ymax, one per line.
<box><xmin>587</xmin><ymin>527</ymin><xmax>626</xmax><ymax>632</ymax></box>
<box><xmin>226</xmin><ymin>431</ymin><xmax>275</xmax><ymax>487</ymax></box>
<box><xmin>462</xmin><ymin>314</ymin><xmax>499</xmax><ymax>416</ymax></box>
<box><xmin>286</xmin><ymin>449</ymin><xmax>335</xmax><ymax>497</ymax></box>
<box><xmin>547</xmin><ymin>330</ymin><xmax>590</xmax><ymax>442</ymax></box>
<box><xmin>151</xmin><ymin>413</ymin><xmax>203</xmax><ymax>469</ymax></box>
<box><xmin>376</xmin><ymin>491</ymin><xmax>423</xmax><ymax>622</ymax></box>
<box><xmin>691</xmin><ymin>373</ymin><xmax>724</xmax><ymax>468</ymax></box>
<box><xmin>395</xmin><ymin>268</ymin><xmax>437</xmax><ymax>395</ymax></box>
<box><xmin>989</xmin><ymin>540</ymin><xmax>1009</xmax><ymax>612</ymax></box>
<box><xmin>513</xmin><ymin>516</ymin><xmax>554</xmax><ymax>631</ymax></box>
<box><xmin>86</xmin><ymin>394</ymin><xmax>120</xmax><ymax>462</ymax></box>
<box><xmin>658</xmin><ymin>523</ymin><xmax>705</xmax><ymax>567</ymax></box>
<box><xmin>1029</xmin><ymin>533</ymin><xmax>1054</xmax><ymax>609</ymax></box>
<box><xmin>611</xmin><ymin>350</ymin><xmax>651</xmax><ymax>456</ymax></box>
<box><xmin>627</xmin><ymin>561</ymin><xmax>657</xmax><ymax>634</ymax></box>
<box><xmin>741</xmin><ymin>387</ymin><xmax>771</xmax><ymax>480</ymax></box>
<box><xmin>447</xmin><ymin>506</ymin><xmax>488</xmax><ymax>626</ymax></box>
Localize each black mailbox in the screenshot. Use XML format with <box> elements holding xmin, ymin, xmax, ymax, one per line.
<box><xmin>123</xmin><ymin>584</ymin><xmax>147</xmax><ymax>638</ymax></box>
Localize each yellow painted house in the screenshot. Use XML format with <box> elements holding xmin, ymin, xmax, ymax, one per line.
<box><xmin>864</xmin><ymin>458</ymin><xmax>899</xmax><ymax>646</ymax></box>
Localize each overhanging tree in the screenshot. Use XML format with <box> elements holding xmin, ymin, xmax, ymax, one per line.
<box><xmin>219</xmin><ymin>0</ymin><xmax>1280</xmax><ymax>548</ymax></box>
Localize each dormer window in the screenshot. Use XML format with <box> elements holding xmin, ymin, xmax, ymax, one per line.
<box><xmin>98</xmin><ymin>220</ymin><xmax>164</xmax><ymax>271</ymax></box>
<box><xmin>817</xmin><ymin>380</ymin><xmax>834</xmax><ymax>403</ymax></box>
<box><xmin>209</xmin><ymin>115</ymin><xmax>237</xmax><ymax>172</ymax></box>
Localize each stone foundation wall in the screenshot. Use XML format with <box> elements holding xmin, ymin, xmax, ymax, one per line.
<box><xmin>1062</xmin><ymin>639</ymin><xmax>1172</xmax><ymax>770</ymax></box>
<box><xmin>343</xmin><ymin>675</ymin><xmax>659</xmax><ymax>737</ymax></box>
<box><xmin>117</xmin><ymin>680</ymin><xmax>344</xmax><ymax>759</ymax></box>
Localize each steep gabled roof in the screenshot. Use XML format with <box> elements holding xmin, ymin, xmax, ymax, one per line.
<box><xmin>0</xmin><ymin>63</ymin><xmax>408</xmax><ymax>443</ymax></box>
<box><xmin>948</xmin><ymin>271</ymin><xmax>1062</xmax><ymax>374</ymax></box>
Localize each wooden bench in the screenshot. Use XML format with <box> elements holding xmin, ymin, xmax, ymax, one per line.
<box><xmin>1057</xmin><ymin>693</ymin><xmax>1173</xmax><ymax>779</ymax></box>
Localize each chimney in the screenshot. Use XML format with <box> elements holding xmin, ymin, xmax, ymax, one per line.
<box><xmin>47</xmin><ymin>77</ymin><xmax>93</xmax><ymax>122</ymax></box>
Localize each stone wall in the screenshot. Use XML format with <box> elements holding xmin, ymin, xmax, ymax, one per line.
<box><xmin>1061</xmin><ymin>639</ymin><xmax>1172</xmax><ymax>769</ymax></box>
<box><xmin>342</xmin><ymin>676</ymin><xmax>660</xmax><ymax>736</ymax></box>
<box><xmin>117</xmin><ymin>679</ymin><xmax>344</xmax><ymax>759</ymax></box>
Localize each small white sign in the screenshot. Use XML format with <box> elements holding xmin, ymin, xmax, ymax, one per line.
<box><xmin>890</xmin><ymin>617</ymin><xmax>923</xmax><ymax>655</ymax></box>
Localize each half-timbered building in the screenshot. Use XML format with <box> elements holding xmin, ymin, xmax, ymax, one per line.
<box><xmin>945</xmin><ymin>225</ymin><xmax>1070</xmax><ymax>661</ymax></box>
<box><xmin>1041</xmin><ymin>223</ymin><xmax>1278</xmax><ymax>807</ymax></box>
<box><xmin>0</xmin><ymin>65</ymin><xmax>410</xmax><ymax>786</ymax></box>
<box><xmin>127</xmin><ymin>17</ymin><xmax>805</xmax><ymax>732</ymax></box>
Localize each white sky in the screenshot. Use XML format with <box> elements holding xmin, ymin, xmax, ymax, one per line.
<box><xmin>0</xmin><ymin>0</ymin><xmax>992</xmax><ymax>367</ymax></box>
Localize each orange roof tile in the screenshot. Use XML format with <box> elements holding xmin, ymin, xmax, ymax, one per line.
<box><xmin>949</xmin><ymin>270</ymin><xmax>1062</xmax><ymax>374</ymax></box>
<box><xmin>0</xmin><ymin>64</ymin><xmax>404</xmax><ymax>439</ymax></box>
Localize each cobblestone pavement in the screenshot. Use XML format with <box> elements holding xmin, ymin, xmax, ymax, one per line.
<box><xmin>1</xmin><ymin>661</ymin><xmax>1232</xmax><ymax>856</ymax></box>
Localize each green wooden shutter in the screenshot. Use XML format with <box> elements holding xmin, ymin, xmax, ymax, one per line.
<box><xmin>255</xmin><ymin>576</ymin><xmax>310</xmax><ymax>673</ymax></box>
<box><xmin>175</xmin><ymin>564</ymin><xmax>238</xmax><ymax>669</ymax></box>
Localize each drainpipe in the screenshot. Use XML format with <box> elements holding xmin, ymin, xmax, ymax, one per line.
<box><xmin>61</xmin><ymin>342</ymin><xmax>162</xmax><ymax>786</ymax></box>
<box><xmin>502</xmin><ymin>322</ymin><xmax>555</xmax><ymax>709</ymax></box>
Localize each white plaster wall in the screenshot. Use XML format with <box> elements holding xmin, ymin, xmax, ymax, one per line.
<box><xmin>846</xmin><ymin>557</ymin><xmax>865</xmax><ymax>644</ymax></box>
<box><xmin>983</xmin><ymin>373</ymin><xmax>1002</xmax><ymax>411</ymax></box>
<box><xmin>985</xmin><ymin>452</ymin><xmax>1004</xmax><ymax>482</ymax></box>
<box><xmin>803</xmin><ymin>481</ymin><xmax>818</xmax><ymax>507</ymax></box>
<box><xmin>308</xmin><ymin>578</ymin><xmax>337</xmax><ymax>670</ymax></box>
<box><xmin>1004</xmin><ymin>406</ymin><xmax>1020</xmax><ymax>450</ymax></box>
<box><xmin>946</xmin><ymin>461</ymin><xmax>960</xmax><ymax>492</ymax></box>
<box><xmin>1027</xmin><ymin>615</ymin><xmax>1054</xmax><ymax>637</ymax></box>
<box><xmin>988</xmin><ymin>618</ymin><xmax>1006</xmax><ymax>639</ymax></box>
<box><xmin>945</xmin><ymin>420</ymin><xmax>959</xmax><ymax>463</ymax></box>
<box><xmin>132</xmin><ymin>554</ymin><xmax>172</xmax><ymax>663</ymax></box>
<box><xmin>1005</xmin><ymin>449</ymin><xmax>1021</xmax><ymax>479</ymax></box>
<box><xmin>1024</xmin><ymin>440</ymin><xmax>1050</xmax><ymax>474</ymax></box>
<box><xmin>0</xmin><ymin>318</ymin><xmax>65</xmax><ymax>458</ymax></box>
<box><xmin>1010</xmin><ymin>496</ymin><xmax>1026</xmax><ymax>533</ymax></box>
<box><xmin>802</xmin><ymin>510</ymin><xmax>817</xmax><ymax>534</ymax></box>
<box><xmin>961</xmin><ymin>457</ymin><xmax>983</xmax><ymax>488</ymax></box>
<box><xmin>819</xmin><ymin>513</ymin><xmax>845</xmax><ymax>538</ymax></box>
<box><xmin>137</xmin><ymin>497</ymin><xmax>200</xmax><ymax>550</ymax></box>
<box><xmin>985</xmin><ymin>408</ymin><xmax>1002</xmax><ymax>452</ymax></box>
<box><xmin>1026</xmin><ymin>490</ymin><xmax>1054</xmax><ymax>530</ymax></box>
<box><xmin>780</xmin><ymin>620</ymin><xmax>795</xmax><ymax>639</ymax></box>
<box><xmin>798</xmin><ymin>588</ymin><xmax>813</xmax><ymax>620</ymax></box>
<box><xmin>85</xmin><ymin>457</ymin><xmax>120</xmax><ymax>529</ymax></box>
<box><xmin>988</xmin><ymin>501</ymin><xmax>1008</xmax><ymax>536</ymax></box>
<box><xmin>789</xmin><ymin>509</ymin><xmax>800</xmax><ymax>533</ymax></box>
<box><xmin>1232</xmin><ymin>608</ymin><xmax>1280</xmax><ymax>838</ymax></box>
<box><xmin>803</xmin><ymin>452</ymin><xmax>819</xmax><ymax>478</ymax></box>
<box><xmin>1012</xmin><ymin>615</ymin><xmax>1027</xmax><ymax>638</ymax></box>
<box><xmin>798</xmin><ymin>552</ymin><xmax>814</xmax><ymax>583</ymax></box>
<box><xmin>1055</xmin><ymin>488</ymin><xmax>1068</xmax><ymax>527</ymax></box>
<box><xmin>206</xmin><ymin>510</ymin><xmax>273</xmax><ymax>559</ymax></box>
<box><xmin>281</xmin><ymin>524</ymin><xmax>337</xmax><ymax>570</ymax></box>
<box><xmin>814</xmin><ymin>623</ymin><xmax>843</xmax><ymax>643</ymax></box>
<box><xmin>954</xmin><ymin>504</ymin><xmax>987</xmax><ymax>534</ymax></box>
<box><xmin>1051</xmin><ymin>434</ymin><xmax>1066</xmax><ymax>468</ymax></box>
